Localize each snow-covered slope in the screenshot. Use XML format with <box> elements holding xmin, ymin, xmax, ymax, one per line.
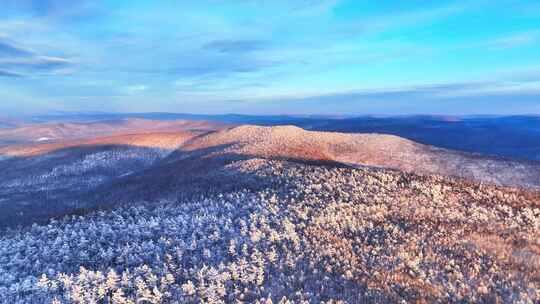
<box><xmin>178</xmin><ymin>125</ymin><xmax>540</xmax><ymax>188</ymax></box>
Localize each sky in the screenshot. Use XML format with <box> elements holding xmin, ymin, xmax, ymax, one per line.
<box><xmin>0</xmin><ymin>0</ymin><xmax>539</xmax><ymax>116</ymax></box>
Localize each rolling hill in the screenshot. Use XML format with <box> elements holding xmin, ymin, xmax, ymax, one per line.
<box><xmin>1</xmin><ymin>125</ymin><xmax>539</xmax><ymax>228</ymax></box>
<box><xmin>176</xmin><ymin>125</ymin><xmax>540</xmax><ymax>188</ymax></box>
<box><xmin>0</xmin><ymin>118</ymin><xmax>228</xmax><ymax>147</ymax></box>
<box><xmin>1</xmin><ymin>125</ymin><xmax>539</xmax><ymax>303</ymax></box>
<box><xmin>0</xmin><ymin>131</ymin><xmax>199</xmax><ymax>158</ymax></box>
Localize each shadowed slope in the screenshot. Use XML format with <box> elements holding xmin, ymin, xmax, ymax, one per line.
<box><xmin>0</xmin><ymin>131</ymin><xmax>205</xmax><ymax>228</ymax></box>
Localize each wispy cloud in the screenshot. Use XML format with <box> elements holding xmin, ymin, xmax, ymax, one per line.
<box><xmin>0</xmin><ymin>69</ymin><xmax>23</xmax><ymax>77</ymax></box>
<box><xmin>0</xmin><ymin>0</ymin><xmax>98</xmax><ymax>18</ymax></box>
<box><xmin>0</xmin><ymin>38</ymin><xmax>34</xmax><ymax>57</ymax></box>
<box><xmin>0</xmin><ymin>34</ymin><xmax>73</xmax><ymax>76</ymax></box>
<box><xmin>224</xmin><ymin>81</ymin><xmax>540</xmax><ymax>115</ymax></box>
<box><xmin>501</xmin><ymin>67</ymin><xmax>540</xmax><ymax>82</ymax></box>
<box><xmin>488</xmin><ymin>31</ymin><xmax>539</xmax><ymax>49</ymax></box>
<box><xmin>267</xmin><ymin>82</ymin><xmax>501</xmax><ymax>104</ymax></box>
<box><xmin>123</xmin><ymin>85</ymin><xmax>148</xmax><ymax>95</ymax></box>
<box><xmin>203</xmin><ymin>39</ymin><xmax>269</xmax><ymax>53</ymax></box>
<box><xmin>333</xmin><ymin>2</ymin><xmax>471</xmax><ymax>38</ymax></box>
<box><xmin>0</xmin><ymin>55</ymin><xmax>73</xmax><ymax>76</ymax></box>
<box><xmin>0</xmin><ymin>0</ymin><xmax>539</xmax><ymax>114</ymax></box>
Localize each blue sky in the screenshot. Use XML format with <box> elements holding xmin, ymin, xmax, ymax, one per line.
<box><xmin>0</xmin><ymin>0</ymin><xmax>539</xmax><ymax>116</ymax></box>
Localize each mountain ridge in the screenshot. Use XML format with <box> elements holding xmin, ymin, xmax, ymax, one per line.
<box><xmin>176</xmin><ymin>125</ymin><xmax>540</xmax><ymax>188</ymax></box>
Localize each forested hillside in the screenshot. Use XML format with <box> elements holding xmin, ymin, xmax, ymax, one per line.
<box><xmin>1</xmin><ymin>126</ymin><xmax>539</xmax><ymax>303</ymax></box>
<box><xmin>2</xmin><ymin>159</ymin><xmax>540</xmax><ymax>303</ymax></box>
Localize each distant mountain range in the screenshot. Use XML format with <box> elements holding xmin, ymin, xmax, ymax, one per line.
<box><xmin>0</xmin><ymin>118</ymin><xmax>227</xmax><ymax>147</ymax></box>
<box><xmin>10</xmin><ymin>112</ymin><xmax>540</xmax><ymax>161</ymax></box>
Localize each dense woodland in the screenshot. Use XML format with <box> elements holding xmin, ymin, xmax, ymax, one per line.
<box><xmin>1</xmin><ymin>158</ymin><xmax>539</xmax><ymax>303</ymax></box>
<box><xmin>0</xmin><ymin>146</ymin><xmax>172</xmax><ymax>228</ymax></box>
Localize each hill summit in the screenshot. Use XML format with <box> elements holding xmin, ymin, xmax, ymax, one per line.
<box><xmin>177</xmin><ymin>125</ymin><xmax>540</xmax><ymax>188</ymax></box>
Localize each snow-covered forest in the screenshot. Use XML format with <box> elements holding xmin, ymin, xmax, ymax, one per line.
<box><xmin>1</xmin><ymin>159</ymin><xmax>539</xmax><ymax>303</ymax></box>
<box><xmin>0</xmin><ymin>146</ymin><xmax>173</xmax><ymax>228</ymax></box>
